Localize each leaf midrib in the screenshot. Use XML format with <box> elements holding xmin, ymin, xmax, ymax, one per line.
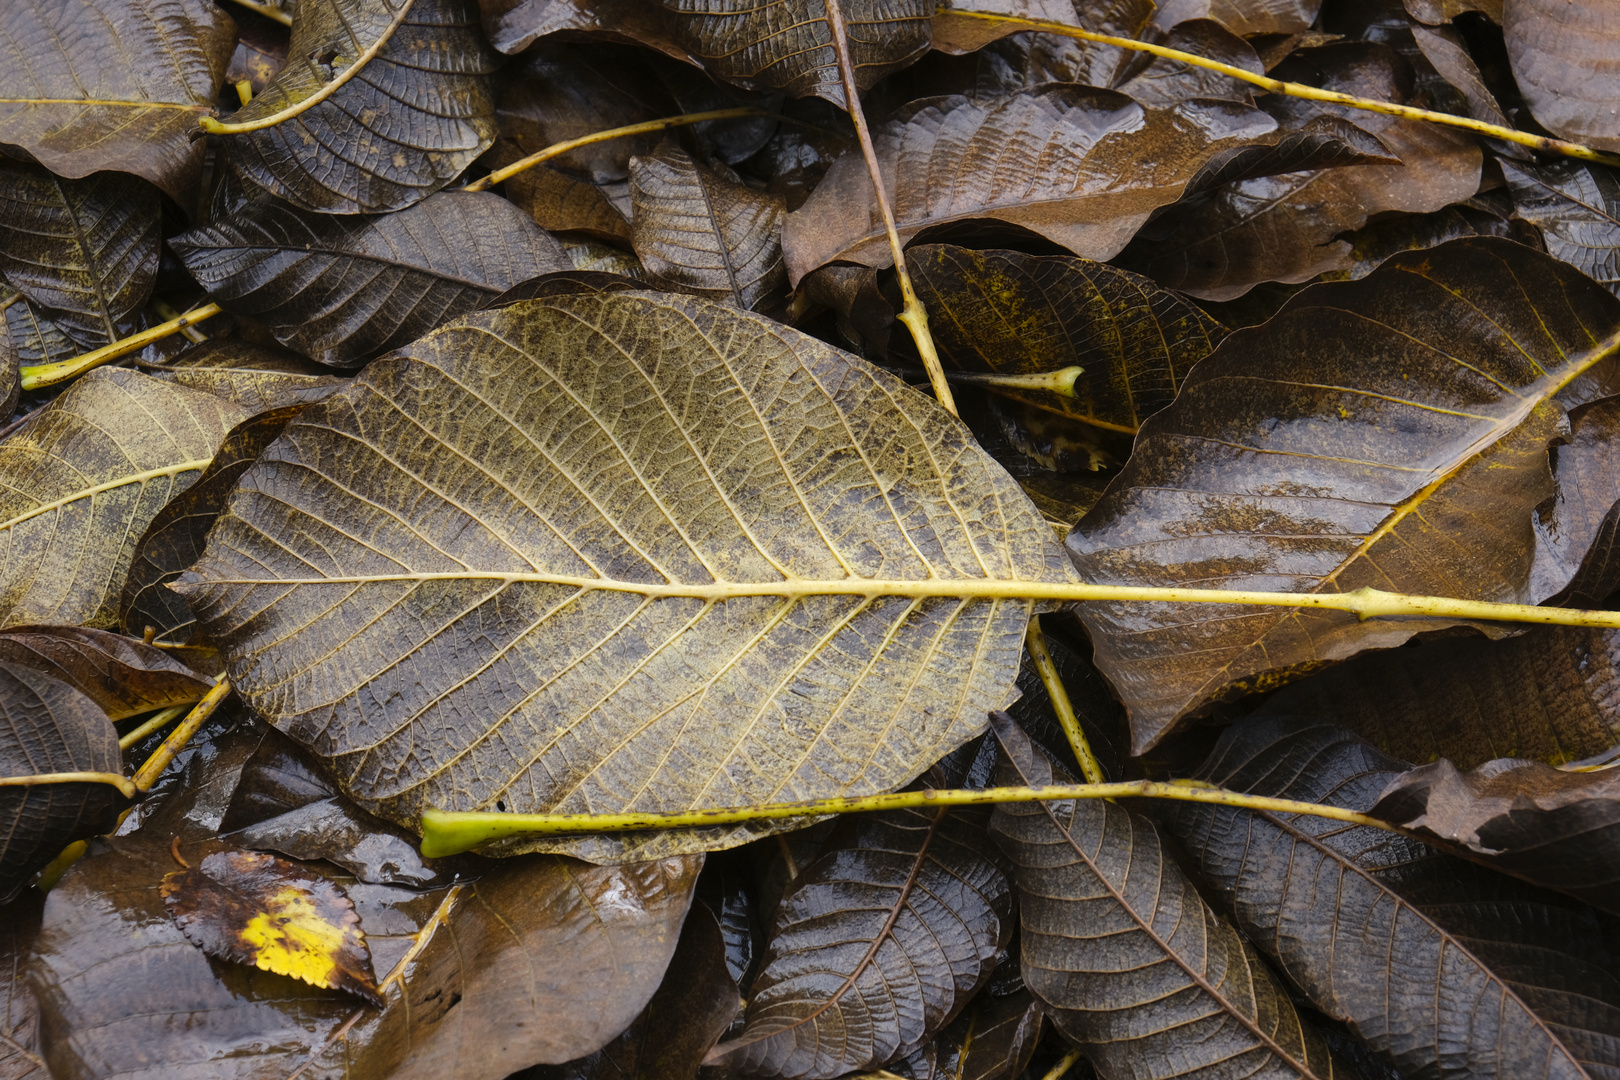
<box><xmin>0</xmin><ymin>459</ymin><xmax>211</xmax><ymax>534</ymax></box>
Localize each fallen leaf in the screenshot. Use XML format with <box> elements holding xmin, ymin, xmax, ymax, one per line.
<box><xmin>1532</xmin><ymin>395</ymin><xmax>1620</xmax><ymax>607</ymax></box>
<box><xmin>1504</xmin><ymin>0</ymin><xmax>1620</xmax><ymax>154</ymax></box>
<box><xmin>149</xmin><ymin>340</ymin><xmax>350</xmax><ymax>412</ymax></box>
<box><xmin>0</xmin><ymin>625</ymin><xmax>210</xmax><ymax>720</ymax></box>
<box><xmin>930</xmin><ymin>990</ymin><xmax>1042</xmax><ymax>1080</ymax></box>
<box><xmin>1152</xmin><ymin>0</ymin><xmax>1321</xmax><ymax>34</ymax></box>
<box><xmin>1504</xmin><ymin>159</ymin><xmax>1620</xmax><ymax>298</ymax></box>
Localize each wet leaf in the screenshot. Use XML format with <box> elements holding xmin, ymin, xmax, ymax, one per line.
<box><xmin>218</xmin><ymin>726</ymin><xmax>343</xmax><ymax>831</ymax></box>
<box><xmin>782</xmin><ymin>86</ymin><xmax>1387</xmax><ymax>285</ymax></box>
<box><xmin>148</xmin><ymin>340</ymin><xmax>350</xmax><ymax>413</ymax></box>
<box><xmin>170</xmin><ymin>189</ymin><xmax>570</xmax><ymax>365</ymax></box>
<box><xmin>1152</xmin><ymin>0</ymin><xmax>1321</xmax><ymax>34</ymax></box>
<box><xmin>1504</xmin><ymin>160</ymin><xmax>1620</xmax><ymax>297</ymax></box>
<box><xmin>0</xmin><ymin>626</ymin><xmax>209</xmax><ymax>721</ymax></box>
<box><xmin>1164</xmin><ymin>716</ymin><xmax>1620</xmax><ymax>1080</ymax></box>
<box><xmin>708</xmin><ymin>806</ymin><xmax>1011</xmax><ymax>1077</ymax></box>
<box><xmin>1410</xmin><ymin>21</ymin><xmax>1509</xmax><ymax>128</ymax></box>
<box><xmin>929</xmin><ymin>0</ymin><xmax>1151</xmax><ymax>59</ymax></box>
<box><xmin>177</xmin><ymin>291</ymin><xmax>1073</xmax><ymax>862</ymax></box>
<box><xmin>909</xmin><ymin>245</ymin><xmax>1225</xmax><ymax>435</ymax></box>
<box><xmin>1372</xmin><ymin>756</ymin><xmax>1620</xmax><ymax>915</ymax></box>
<box><xmin>1504</xmin><ymin>0</ymin><xmax>1620</xmax><ymax>154</ymax></box>
<box><xmin>0</xmin><ymin>316</ymin><xmax>18</xmax><ymax>425</ymax></box>
<box><xmin>0</xmin><ymin>662</ymin><xmax>125</xmax><ymax>903</ymax></box>
<box><xmin>1</xmin><ymin>294</ymin><xmax>76</xmax><ymax>368</ymax></box>
<box><xmin>220</xmin><ymin>0</ymin><xmax>499</xmax><ymax>214</ymax></box>
<box><xmin>161</xmin><ymin>848</ymin><xmax>382</xmax><ymax>1004</ymax></box>
<box><xmin>1066</xmin><ymin>237</ymin><xmax>1620</xmax><ymax>753</ymax></box>
<box><xmin>931</xmin><ymin>990</ymin><xmax>1042</xmax><ymax>1080</ymax></box>
<box><xmin>0</xmin><ymin>0</ymin><xmax>235</xmax><ymax>204</ymax></box>
<box><xmin>0</xmin><ymin>369</ymin><xmax>248</xmax><ymax>630</ymax></box>
<box><xmin>0</xmin><ymin>159</ymin><xmax>159</xmax><ymax>350</ymax></box>
<box><xmin>629</xmin><ymin>144</ymin><xmax>788</xmax><ymax>311</ymax></box>
<box><xmin>509</xmin><ymin>166</ymin><xmax>633</xmax><ymax>246</ymax></box>
<box><xmin>1533</xmin><ymin>395</ymin><xmax>1620</xmax><ymax>607</ymax></box>
<box><xmin>121</xmin><ymin>405</ymin><xmax>310</xmax><ymax>646</ymax></box>
<box><xmin>224</xmin><ymin>8</ymin><xmax>290</xmax><ymax>99</ymax></box>
<box><xmin>987</xmin><ymin>712</ymin><xmax>1352</xmax><ymax>1080</ymax></box>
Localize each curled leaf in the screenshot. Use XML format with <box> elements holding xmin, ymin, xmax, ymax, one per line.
<box><xmin>0</xmin><ymin>625</ymin><xmax>210</xmax><ymax>721</ymax></box>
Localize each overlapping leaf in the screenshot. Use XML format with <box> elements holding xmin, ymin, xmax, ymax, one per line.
<box><xmin>1533</xmin><ymin>395</ymin><xmax>1620</xmax><ymax>607</ymax></box>
<box><xmin>0</xmin><ymin>159</ymin><xmax>159</xmax><ymax>350</ymax></box>
<box><xmin>148</xmin><ymin>340</ymin><xmax>350</xmax><ymax>413</ymax></box>
<box><xmin>629</xmin><ymin>144</ymin><xmax>788</xmax><ymax>311</ymax></box>
<box><xmin>0</xmin><ymin>0</ymin><xmax>235</xmax><ymax>203</ymax></box>
<box><xmin>171</xmin><ymin>190</ymin><xmax>570</xmax><ymax>365</ymax></box>
<box><xmin>0</xmin><ymin>626</ymin><xmax>209</xmax><ymax>721</ymax></box>
<box><xmin>177</xmin><ymin>291</ymin><xmax>1073</xmax><ymax>861</ymax></box>
<box><xmin>1504</xmin><ymin>0</ymin><xmax>1620</xmax><ymax>154</ymax></box>
<box><xmin>708</xmin><ymin>807</ymin><xmax>1011</xmax><ymax>1077</ymax></box>
<box><xmin>0</xmin><ymin>369</ymin><xmax>248</xmax><ymax>630</ymax></box>
<box><xmin>929</xmin><ymin>990</ymin><xmax>1042</xmax><ymax>1080</ymax></box>
<box><xmin>988</xmin><ymin>713</ymin><xmax>1352</xmax><ymax>1080</ymax></box>
<box><xmin>0</xmin><ymin>662</ymin><xmax>126</xmax><ymax>903</ymax></box>
<box><xmin>1067</xmin><ymin>238</ymin><xmax>1620</xmax><ymax>751</ymax></box>
<box><xmin>220</xmin><ymin>0</ymin><xmax>499</xmax><ymax>213</ymax></box>
<box><xmin>1164</xmin><ymin>716</ymin><xmax>1619</xmax><ymax>1079</ymax></box>
<box><xmin>1</xmin><ymin>292</ymin><xmax>76</xmax><ymax>368</ymax></box>
<box><xmin>1504</xmin><ymin>160</ymin><xmax>1620</xmax><ymax>297</ymax></box>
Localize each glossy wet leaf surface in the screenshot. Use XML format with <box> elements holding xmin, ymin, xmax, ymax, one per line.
<box><xmin>0</xmin><ymin>625</ymin><xmax>209</xmax><ymax>721</ymax></box>
<box><xmin>1505</xmin><ymin>160</ymin><xmax>1620</xmax><ymax>298</ymax></box>
<box><xmin>1504</xmin><ymin>0</ymin><xmax>1620</xmax><ymax>154</ymax></box>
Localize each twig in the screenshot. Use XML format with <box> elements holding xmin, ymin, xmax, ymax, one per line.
<box><xmin>1041</xmin><ymin>1050</ymin><xmax>1085</xmax><ymax>1080</ymax></box>
<box><xmin>0</xmin><ymin>771</ymin><xmax>135</xmax><ymax>799</ymax></box>
<box><xmin>19</xmin><ymin>303</ymin><xmax>223</xmax><ymax>391</ymax></box>
<box><xmin>1025</xmin><ymin>617</ymin><xmax>1104</xmax><ymax>783</ymax></box>
<box><xmin>131</xmin><ymin>679</ymin><xmax>233</xmax><ymax>792</ymax></box>
<box><xmin>119</xmin><ymin>702</ymin><xmax>197</xmax><ymax>750</ymax></box>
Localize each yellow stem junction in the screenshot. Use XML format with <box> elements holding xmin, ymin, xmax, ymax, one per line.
<box><xmin>0</xmin><ymin>771</ymin><xmax>135</xmax><ymax>799</ymax></box>
<box><xmin>20</xmin><ymin>303</ymin><xmax>222</xmax><ymax>390</ymax></box>
<box><xmin>1025</xmin><ymin>617</ymin><xmax>1105</xmax><ymax>783</ymax></box>
<box><xmin>461</xmin><ymin>108</ymin><xmax>775</xmax><ymax>193</ymax></box>
<box><xmin>199</xmin><ymin>0</ymin><xmax>418</xmax><ymax>135</ymax></box>
<box><xmin>1042</xmin><ymin>1050</ymin><xmax>1086</xmax><ymax>1080</ymax></box>
<box><xmin>131</xmin><ymin>679</ymin><xmax>233</xmax><ymax>792</ymax></box>
<box><xmin>948</xmin><ymin>10</ymin><xmax>1620</xmax><ymax>169</ymax></box>
<box><xmin>118</xmin><ymin>702</ymin><xmax>198</xmax><ymax>750</ymax></box>
<box><xmin>419</xmin><ymin>777</ymin><xmax>1398</xmax><ymax>856</ymax></box>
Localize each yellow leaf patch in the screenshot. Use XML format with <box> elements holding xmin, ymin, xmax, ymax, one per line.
<box><xmin>161</xmin><ymin>848</ymin><xmax>381</xmax><ymax>1005</ymax></box>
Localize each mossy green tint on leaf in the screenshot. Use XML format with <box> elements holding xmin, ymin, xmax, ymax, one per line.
<box><xmin>177</xmin><ymin>291</ymin><xmax>1074</xmax><ymax>862</ymax></box>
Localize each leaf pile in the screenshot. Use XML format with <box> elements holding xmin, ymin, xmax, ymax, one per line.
<box><xmin>0</xmin><ymin>0</ymin><xmax>1618</xmax><ymax>1078</ymax></box>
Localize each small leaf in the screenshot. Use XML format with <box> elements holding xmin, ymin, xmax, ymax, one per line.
<box><xmin>1503</xmin><ymin>159</ymin><xmax>1620</xmax><ymax>298</ymax></box>
<box><xmin>161</xmin><ymin>849</ymin><xmax>382</xmax><ymax>1005</ymax></box>
<box><xmin>1372</xmin><ymin>755</ymin><xmax>1620</xmax><ymax>915</ymax></box>
<box><xmin>0</xmin><ymin>625</ymin><xmax>210</xmax><ymax>721</ymax></box>
<box><xmin>0</xmin><ymin>662</ymin><xmax>126</xmax><ymax>903</ymax></box>
<box><xmin>1505</xmin><ymin>0</ymin><xmax>1620</xmax><ymax>154</ymax></box>
<box><xmin>220</xmin><ymin>0</ymin><xmax>499</xmax><ymax>213</ymax></box>
<box><xmin>1533</xmin><ymin>395</ymin><xmax>1620</xmax><ymax>607</ymax></box>
<box><xmin>932</xmin><ymin>990</ymin><xmax>1042</xmax><ymax>1080</ymax></box>
<box><xmin>151</xmin><ymin>340</ymin><xmax>351</xmax><ymax>412</ymax></box>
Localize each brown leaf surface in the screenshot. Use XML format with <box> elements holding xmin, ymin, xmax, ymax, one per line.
<box><xmin>177</xmin><ymin>291</ymin><xmax>1073</xmax><ymax>862</ymax></box>
<box><xmin>929</xmin><ymin>0</ymin><xmax>1151</xmax><ymax>59</ymax></box>
<box><xmin>0</xmin><ymin>159</ymin><xmax>159</xmax><ymax>350</ymax></box>
<box><xmin>1532</xmin><ymin>395</ymin><xmax>1620</xmax><ymax>607</ymax></box>
<box><xmin>161</xmin><ymin>848</ymin><xmax>382</xmax><ymax>1004</ymax></box>
<box><xmin>708</xmin><ymin>807</ymin><xmax>1011</xmax><ymax>1077</ymax></box>
<box><xmin>930</xmin><ymin>990</ymin><xmax>1042</xmax><ymax>1080</ymax></box>
<box><xmin>149</xmin><ymin>340</ymin><xmax>351</xmax><ymax>413</ymax></box>
<box><xmin>0</xmin><ymin>890</ymin><xmax>43</xmax><ymax>1080</ymax></box>
<box><xmin>1151</xmin><ymin>0</ymin><xmax>1320</xmax><ymax>34</ymax></box>
<box><xmin>630</xmin><ymin>144</ymin><xmax>788</xmax><ymax>311</ymax></box>
<box><xmin>1505</xmin><ymin>0</ymin><xmax>1620</xmax><ymax>154</ymax></box>
<box><xmin>220</xmin><ymin>0</ymin><xmax>499</xmax><ymax>213</ymax></box>
<box><xmin>0</xmin><ymin>0</ymin><xmax>235</xmax><ymax>204</ymax></box>
<box><xmin>1067</xmin><ymin>238</ymin><xmax>1620</xmax><ymax>752</ymax></box>
<box><xmin>0</xmin><ymin>626</ymin><xmax>209</xmax><ymax>721</ymax></box>
<box><xmin>0</xmin><ymin>369</ymin><xmax>248</xmax><ymax>630</ymax></box>
<box><xmin>0</xmin><ymin>293</ymin><xmax>75</xmax><ymax>368</ymax></box>
<box><xmin>509</xmin><ymin>166</ymin><xmax>633</xmax><ymax>246</ymax></box>
<box><xmin>1505</xmin><ymin>160</ymin><xmax>1620</xmax><ymax>298</ymax></box>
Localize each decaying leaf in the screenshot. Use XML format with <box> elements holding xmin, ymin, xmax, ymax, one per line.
<box><xmin>630</xmin><ymin>144</ymin><xmax>788</xmax><ymax>311</ymax></box>
<box><xmin>0</xmin><ymin>889</ymin><xmax>43</xmax><ymax>1080</ymax></box>
<box><xmin>929</xmin><ymin>0</ymin><xmax>1152</xmax><ymax>59</ymax></box>
<box><xmin>988</xmin><ymin>713</ymin><xmax>1352</xmax><ymax>1080</ymax></box>
<box><xmin>708</xmin><ymin>807</ymin><xmax>1011</xmax><ymax>1077</ymax></box>
<box><xmin>177</xmin><ymin>291</ymin><xmax>1073</xmax><ymax>861</ymax></box>
<box><xmin>148</xmin><ymin>340</ymin><xmax>350</xmax><ymax>412</ymax></box>
<box><xmin>0</xmin><ymin>369</ymin><xmax>248</xmax><ymax>630</ymax></box>
<box><xmin>1152</xmin><ymin>0</ymin><xmax>1321</xmax><ymax>34</ymax></box>
<box><xmin>161</xmin><ymin>848</ymin><xmax>382</xmax><ymax>1004</ymax></box>
<box><xmin>0</xmin><ymin>625</ymin><xmax>209</xmax><ymax>720</ymax></box>
<box><xmin>171</xmin><ymin>189</ymin><xmax>570</xmax><ymax>365</ymax></box>
<box><xmin>510</xmin><ymin>166</ymin><xmax>633</xmax><ymax>246</ymax></box>
<box><xmin>221</xmin><ymin>0</ymin><xmax>499</xmax><ymax>213</ymax></box>
<box><xmin>1504</xmin><ymin>0</ymin><xmax>1620</xmax><ymax>154</ymax></box>
<box><xmin>0</xmin><ymin>662</ymin><xmax>126</xmax><ymax>903</ymax></box>
<box><xmin>0</xmin><ymin>0</ymin><xmax>235</xmax><ymax>203</ymax></box>
<box><xmin>909</xmin><ymin>245</ymin><xmax>1224</xmax><ymax>434</ymax></box>
<box><xmin>1533</xmin><ymin>395</ymin><xmax>1620</xmax><ymax>607</ymax></box>
<box><xmin>1372</xmin><ymin>756</ymin><xmax>1620</xmax><ymax>916</ymax></box>
<box><xmin>1504</xmin><ymin>160</ymin><xmax>1620</xmax><ymax>297</ymax></box>
<box><xmin>1</xmin><ymin>293</ymin><xmax>76</xmax><ymax>368</ymax></box>
<box><xmin>0</xmin><ymin>159</ymin><xmax>159</xmax><ymax>350</ymax></box>
<box><xmin>930</xmin><ymin>990</ymin><xmax>1042</xmax><ymax>1080</ymax></box>
<box><xmin>1067</xmin><ymin>237</ymin><xmax>1620</xmax><ymax>752</ymax></box>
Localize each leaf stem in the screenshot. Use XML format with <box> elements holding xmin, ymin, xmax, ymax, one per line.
<box><xmin>221</xmin><ymin>0</ymin><xmax>292</xmax><ymax>26</ymax></box>
<box><xmin>131</xmin><ymin>678</ymin><xmax>232</xmax><ymax>792</ymax></box>
<box><xmin>945</xmin><ymin>10</ymin><xmax>1620</xmax><ymax>168</ymax></box>
<box><xmin>460</xmin><ymin>108</ymin><xmax>776</xmax><ymax>193</ymax></box>
<box><xmin>0</xmin><ymin>771</ymin><xmax>135</xmax><ymax>799</ymax></box>
<box><xmin>1025</xmin><ymin>617</ymin><xmax>1104</xmax><ymax>783</ymax></box>
<box><xmin>418</xmin><ymin>776</ymin><xmax>1400</xmax><ymax>856</ymax></box>
<box><xmin>886</xmin><ymin>364</ymin><xmax>1085</xmax><ymax>396</ymax></box>
<box><xmin>822</xmin><ymin>0</ymin><xmax>957</xmax><ymax>416</ymax></box>
<box><xmin>118</xmin><ymin>702</ymin><xmax>197</xmax><ymax>750</ymax></box>
<box><xmin>19</xmin><ymin>302</ymin><xmax>223</xmax><ymax>390</ymax></box>
<box><xmin>1041</xmin><ymin>1050</ymin><xmax>1085</xmax><ymax>1080</ymax></box>
<box><xmin>199</xmin><ymin>0</ymin><xmax>418</xmax><ymax>136</ymax></box>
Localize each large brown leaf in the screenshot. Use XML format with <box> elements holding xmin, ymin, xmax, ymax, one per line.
<box><xmin>1164</xmin><ymin>716</ymin><xmax>1619</xmax><ymax>1080</ymax></box>
<box><xmin>0</xmin><ymin>626</ymin><xmax>209</xmax><ymax>721</ymax></box>
<box><xmin>1504</xmin><ymin>0</ymin><xmax>1620</xmax><ymax>155</ymax></box>
<box><xmin>1</xmin><ymin>293</ymin><xmax>76</xmax><ymax>368</ymax></box>
<box><xmin>0</xmin><ymin>369</ymin><xmax>248</xmax><ymax>630</ymax></box>
<box><xmin>0</xmin><ymin>662</ymin><xmax>126</xmax><ymax>904</ymax></box>
<box><xmin>0</xmin><ymin>160</ymin><xmax>158</xmax><ymax>350</ymax></box>
<box><xmin>220</xmin><ymin>0</ymin><xmax>498</xmax><ymax>214</ymax></box>
<box><xmin>629</xmin><ymin>144</ymin><xmax>788</xmax><ymax>311</ymax></box>
<box><xmin>170</xmin><ymin>189</ymin><xmax>570</xmax><ymax>365</ymax></box>
<box><xmin>1066</xmin><ymin>237</ymin><xmax>1620</xmax><ymax>753</ymax></box>
<box><xmin>176</xmin><ymin>291</ymin><xmax>1073</xmax><ymax>862</ymax></box>
<box><xmin>909</xmin><ymin>245</ymin><xmax>1224</xmax><ymax>435</ymax></box>
<box><xmin>1504</xmin><ymin>160</ymin><xmax>1620</xmax><ymax>298</ymax></box>
<box><xmin>987</xmin><ymin>713</ymin><xmax>1352</xmax><ymax>1080</ymax></box>
<box><xmin>0</xmin><ymin>0</ymin><xmax>235</xmax><ymax>204</ymax></box>
<box><xmin>929</xmin><ymin>990</ymin><xmax>1042</xmax><ymax>1080</ymax></box>
<box><xmin>782</xmin><ymin>86</ymin><xmax>1389</xmax><ymax>285</ymax></box>
<box><xmin>707</xmin><ymin>806</ymin><xmax>1011</xmax><ymax>1077</ymax></box>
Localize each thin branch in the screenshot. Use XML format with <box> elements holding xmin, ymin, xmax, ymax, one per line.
<box><xmin>0</xmin><ymin>771</ymin><xmax>135</xmax><ymax>799</ymax></box>
<box><xmin>418</xmin><ymin>777</ymin><xmax>1402</xmax><ymax>856</ymax></box>
<box><xmin>1025</xmin><ymin>617</ymin><xmax>1104</xmax><ymax>783</ymax></box>
<box><xmin>946</xmin><ymin>10</ymin><xmax>1620</xmax><ymax>169</ymax></box>
<box><xmin>118</xmin><ymin>702</ymin><xmax>197</xmax><ymax>750</ymax></box>
<box><xmin>823</xmin><ymin>0</ymin><xmax>957</xmax><ymax>416</ymax></box>
<box><xmin>19</xmin><ymin>302</ymin><xmax>223</xmax><ymax>391</ymax></box>
<box><xmin>199</xmin><ymin>0</ymin><xmax>418</xmax><ymax>136</ymax></box>
<box><xmin>131</xmin><ymin>679</ymin><xmax>233</xmax><ymax>792</ymax></box>
<box><xmin>1041</xmin><ymin>1050</ymin><xmax>1086</xmax><ymax>1080</ymax></box>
